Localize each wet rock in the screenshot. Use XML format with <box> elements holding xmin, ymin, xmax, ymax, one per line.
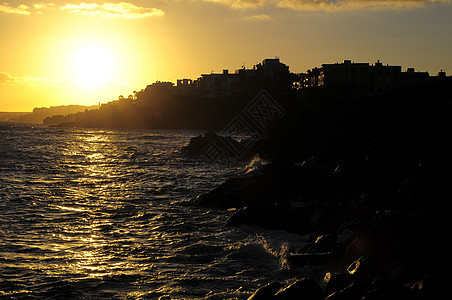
<box><xmin>323</xmin><ymin>272</ymin><xmax>354</xmax><ymax>297</ymax></box>
<box><xmin>325</xmin><ymin>282</ymin><xmax>367</xmax><ymax>300</ymax></box>
<box><xmin>311</xmin><ymin>234</ymin><xmax>339</xmax><ymax>253</ymax></box>
<box><xmin>247</xmin><ymin>282</ymin><xmax>282</xmax><ymax>300</ymax></box>
<box><xmin>346</xmin><ymin>256</ymin><xmax>379</xmax><ymax>280</ymax></box>
<box><xmin>362</xmin><ymin>284</ymin><xmax>410</xmax><ymax>300</ymax></box>
<box><xmin>226</xmin><ymin>202</ymin><xmax>341</xmax><ymax>235</ymax></box>
<box><xmin>344</xmin><ymin>210</ymin><xmax>406</xmax><ymax>268</ymax></box>
<box><xmin>192</xmin><ymin>162</ymin><xmax>331</xmax><ymax>209</ymax></box>
<box><xmin>226</xmin><ymin>202</ymin><xmax>305</xmax><ymax>232</ymax></box>
<box><xmin>274</xmin><ymin>278</ymin><xmax>323</xmax><ymax>300</ymax></box>
<box><xmin>181</xmin><ymin>131</ymin><xmax>259</xmax><ymax>161</ymax></box>
<box><xmin>181</xmin><ymin>131</ymin><xmax>240</xmax><ymax>157</ymax></box>
<box><xmin>192</xmin><ymin>176</ymin><xmax>252</xmax><ymax>208</ymax></box>
<box><xmin>300</xmin><ymin>234</ymin><xmax>342</xmax><ymax>254</ymax></box>
<box><xmin>409</xmin><ymin>266</ymin><xmax>450</xmax><ymax>299</ymax></box>
<box><xmin>289</xmin><ymin>252</ymin><xmax>335</xmax><ymax>267</ymax></box>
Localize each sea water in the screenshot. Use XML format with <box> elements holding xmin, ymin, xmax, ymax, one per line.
<box><xmin>0</xmin><ymin>123</ymin><xmax>307</xmax><ymax>299</ymax></box>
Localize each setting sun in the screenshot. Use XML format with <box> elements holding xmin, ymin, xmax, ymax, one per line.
<box><xmin>71</xmin><ymin>44</ymin><xmax>115</xmax><ymax>86</ymax></box>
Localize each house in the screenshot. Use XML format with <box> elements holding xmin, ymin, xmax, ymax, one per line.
<box><xmin>320</xmin><ymin>60</ymin><xmax>401</xmax><ymax>95</ymax></box>
<box><xmin>194</xmin><ymin>58</ymin><xmax>293</xmax><ymax>99</ymax></box>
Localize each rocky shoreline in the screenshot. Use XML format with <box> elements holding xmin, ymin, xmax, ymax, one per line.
<box><xmin>188</xmin><ymin>158</ymin><xmax>450</xmax><ymax>299</ymax></box>
<box><xmin>183</xmin><ymin>81</ymin><xmax>452</xmax><ymax>299</ymax></box>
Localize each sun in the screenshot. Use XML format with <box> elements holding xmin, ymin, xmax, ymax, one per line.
<box><xmin>71</xmin><ymin>44</ymin><xmax>115</xmax><ymax>86</ymax></box>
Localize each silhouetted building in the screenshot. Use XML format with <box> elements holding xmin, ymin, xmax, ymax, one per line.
<box><xmin>260</xmin><ymin>58</ymin><xmax>290</xmax><ymax>77</ymax></box>
<box><xmin>138</xmin><ymin>58</ymin><xmax>446</xmax><ymax>103</ymax></box>
<box><xmin>318</xmin><ymin>60</ymin><xmax>402</xmax><ymax>95</ymax></box>
<box><xmin>196</xmin><ymin>70</ymin><xmax>240</xmax><ymax>99</ymax></box>
<box><xmin>300</xmin><ymin>67</ymin><xmax>322</xmax><ymax>89</ymax></box>
<box><xmin>401</xmin><ymin>68</ymin><xmax>429</xmax><ymax>87</ymax></box>
<box><xmin>438</xmin><ymin>70</ymin><xmax>447</xmax><ymax>78</ymax></box>
<box><xmin>193</xmin><ymin>58</ymin><xmax>293</xmax><ymax>99</ymax></box>
<box><xmin>176</xmin><ymin>79</ymin><xmax>195</xmax><ymax>96</ymax></box>
<box><xmin>299</xmin><ymin>59</ymin><xmax>447</xmax><ymax>95</ymax></box>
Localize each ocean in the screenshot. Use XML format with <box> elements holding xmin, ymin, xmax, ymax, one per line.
<box><xmin>0</xmin><ymin>123</ymin><xmax>306</xmax><ymax>299</ymax></box>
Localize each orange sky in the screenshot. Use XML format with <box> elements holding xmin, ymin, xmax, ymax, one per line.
<box><xmin>1</xmin><ymin>0</ymin><xmax>452</xmax><ymax>111</ymax></box>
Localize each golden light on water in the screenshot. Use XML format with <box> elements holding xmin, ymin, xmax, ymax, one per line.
<box><xmin>45</xmin><ymin>132</ymin><xmax>126</xmax><ymax>278</ymax></box>
<box><xmin>1</xmin><ymin>126</ymin><xmax>297</xmax><ymax>298</ymax></box>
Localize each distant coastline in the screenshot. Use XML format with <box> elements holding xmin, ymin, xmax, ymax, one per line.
<box><xmin>0</xmin><ymin>105</ymin><xmax>99</xmax><ymax>124</ymax></box>
<box><xmin>3</xmin><ymin>58</ymin><xmax>451</xmax><ymax>130</ymax></box>
<box><xmin>0</xmin><ymin>112</ymin><xmax>31</xmax><ymax>122</ymax></box>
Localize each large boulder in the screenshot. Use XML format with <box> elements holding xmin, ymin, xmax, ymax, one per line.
<box><xmin>182</xmin><ymin>131</ymin><xmax>238</xmax><ymax>156</ymax></box>
<box><xmin>191</xmin><ymin>162</ymin><xmax>339</xmax><ymax>209</ymax></box>
<box><xmin>226</xmin><ymin>202</ymin><xmax>350</xmax><ymax>236</ymax></box>
<box><xmin>181</xmin><ymin>131</ymin><xmax>259</xmax><ymax>160</ymax></box>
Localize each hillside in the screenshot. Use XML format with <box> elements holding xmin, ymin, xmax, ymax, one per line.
<box><xmin>6</xmin><ymin>105</ymin><xmax>99</xmax><ymax>124</ymax></box>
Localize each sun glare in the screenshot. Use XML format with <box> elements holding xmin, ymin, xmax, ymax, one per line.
<box><xmin>71</xmin><ymin>44</ymin><xmax>115</xmax><ymax>86</ymax></box>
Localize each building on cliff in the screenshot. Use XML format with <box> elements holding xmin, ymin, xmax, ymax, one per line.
<box><xmin>299</xmin><ymin>59</ymin><xmax>447</xmax><ymax>95</ymax></box>
<box><xmin>185</xmin><ymin>58</ymin><xmax>295</xmax><ymax>99</ymax></box>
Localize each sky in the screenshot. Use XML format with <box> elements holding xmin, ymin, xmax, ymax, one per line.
<box><xmin>1</xmin><ymin>0</ymin><xmax>451</xmax><ymax>111</ymax></box>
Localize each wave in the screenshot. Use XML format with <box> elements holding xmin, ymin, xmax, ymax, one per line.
<box><xmin>127</xmin><ymin>135</ymin><xmax>168</xmax><ymax>141</ymax></box>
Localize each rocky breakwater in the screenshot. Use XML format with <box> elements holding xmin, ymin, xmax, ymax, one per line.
<box><xmin>189</xmin><ymin>153</ymin><xmax>451</xmax><ymax>299</ymax></box>
<box><xmin>186</xmin><ymin>80</ymin><xmax>452</xmax><ymax>299</ymax></box>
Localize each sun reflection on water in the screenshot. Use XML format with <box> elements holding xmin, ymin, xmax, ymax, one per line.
<box><xmin>1</xmin><ymin>127</ymin><xmax>269</xmax><ymax>298</ymax></box>
<box><xmin>47</xmin><ymin>131</ymin><xmax>138</xmax><ymax>279</ymax></box>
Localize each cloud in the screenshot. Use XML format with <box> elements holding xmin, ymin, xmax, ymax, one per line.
<box><xmin>0</xmin><ymin>73</ymin><xmax>78</xmax><ymax>87</ymax></box>
<box><xmin>201</xmin><ymin>0</ymin><xmax>449</xmax><ymax>11</ymax></box>
<box><xmin>18</xmin><ymin>77</ymin><xmax>78</xmax><ymax>87</ymax></box>
<box><xmin>203</xmin><ymin>0</ymin><xmax>268</xmax><ymax>8</ymax></box>
<box><xmin>59</xmin><ymin>2</ymin><xmax>165</xmax><ymax>18</ymax></box>
<box><xmin>33</xmin><ymin>2</ymin><xmax>56</xmax><ymax>13</ymax></box>
<box><xmin>243</xmin><ymin>13</ymin><xmax>272</xmax><ymax>20</ymax></box>
<box><xmin>0</xmin><ymin>3</ymin><xmax>31</xmax><ymax>15</ymax></box>
<box><xmin>276</xmin><ymin>0</ymin><xmax>434</xmax><ymax>11</ymax></box>
<box><xmin>1</xmin><ymin>2</ymin><xmax>164</xmax><ymax>18</ymax></box>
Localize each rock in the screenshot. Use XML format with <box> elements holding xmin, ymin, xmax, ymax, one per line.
<box><xmin>301</xmin><ymin>234</ymin><xmax>342</xmax><ymax>254</ymax></box>
<box><xmin>274</xmin><ymin>278</ymin><xmax>323</xmax><ymax>300</ymax></box>
<box><xmin>362</xmin><ymin>285</ymin><xmax>410</xmax><ymax>300</ymax></box>
<box><xmin>226</xmin><ymin>202</ymin><xmax>302</xmax><ymax>231</ymax></box>
<box><xmin>192</xmin><ymin>162</ymin><xmax>331</xmax><ymax>209</ymax></box>
<box><xmin>410</xmin><ymin>266</ymin><xmax>450</xmax><ymax>299</ymax></box>
<box><xmin>323</xmin><ymin>272</ymin><xmax>354</xmax><ymax>297</ymax></box>
<box><xmin>181</xmin><ymin>131</ymin><xmax>237</xmax><ymax>156</ymax></box>
<box><xmin>289</xmin><ymin>252</ymin><xmax>335</xmax><ymax>267</ymax></box>
<box><xmin>192</xmin><ymin>176</ymin><xmax>251</xmax><ymax>208</ymax></box>
<box><xmin>325</xmin><ymin>282</ymin><xmax>367</xmax><ymax>300</ymax></box>
<box><xmin>347</xmin><ymin>256</ymin><xmax>378</xmax><ymax>280</ymax></box>
<box><xmin>226</xmin><ymin>202</ymin><xmax>338</xmax><ymax>235</ymax></box>
<box><xmin>247</xmin><ymin>282</ymin><xmax>282</xmax><ymax>300</ymax></box>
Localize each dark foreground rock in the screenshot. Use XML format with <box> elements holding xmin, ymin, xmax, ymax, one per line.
<box><xmin>190</xmin><ymin>162</ymin><xmax>341</xmax><ymax>209</ymax></box>
<box><xmin>193</xmin><ymin>152</ymin><xmax>452</xmax><ymax>298</ymax></box>
<box><xmin>181</xmin><ymin>131</ymin><xmax>259</xmax><ymax>160</ymax></box>
<box><xmin>191</xmin><ymin>81</ymin><xmax>452</xmax><ymax>299</ymax></box>
<box><xmin>248</xmin><ymin>278</ymin><xmax>323</xmax><ymax>300</ymax></box>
